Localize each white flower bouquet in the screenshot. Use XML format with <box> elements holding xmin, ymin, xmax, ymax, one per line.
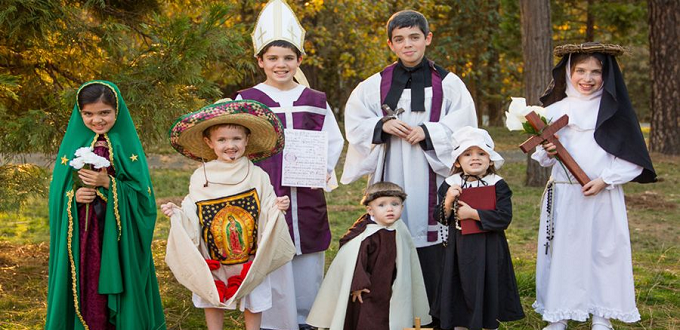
<box><xmin>70</xmin><ymin>147</ymin><xmax>110</xmax><ymax>230</ymax></box>
<box><xmin>70</xmin><ymin>147</ymin><xmax>111</xmax><ymax>170</ymax></box>
<box><xmin>505</xmin><ymin>97</ymin><xmax>548</xmax><ymax>134</ymax></box>
<box><xmin>506</xmin><ymin>97</ymin><xmax>573</xmax><ymax>182</ymax></box>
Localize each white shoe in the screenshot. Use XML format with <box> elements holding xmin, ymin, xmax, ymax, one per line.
<box><xmin>592</xmin><ymin>316</ymin><xmax>614</xmax><ymax>330</ymax></box>
<box><xmin>543</xmin><ymin>320</ymin><xmax>568</xmax><ymax>330</ymax></box>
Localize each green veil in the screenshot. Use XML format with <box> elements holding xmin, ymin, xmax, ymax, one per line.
<box><xmin>46</xmin><ymin>80</ymin><xmax>166</xmax><ymax>329</ymax></box>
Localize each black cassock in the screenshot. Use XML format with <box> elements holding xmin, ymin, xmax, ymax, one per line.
<box><xmin>430</xmin><ymin>178</ymin><xmax>525</xmax><ymax>330</ymax></box>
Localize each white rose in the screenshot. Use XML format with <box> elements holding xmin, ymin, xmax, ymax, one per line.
<box><xmin>527</xmin><ymin>105</ymin><xmax>547</xmax><ymax>119</ymax></box>
<box><xmin>92</xmin><ymin>156</ymin><xmax>111</xmax><ymax>169</ymax></box>
<box><xmin>74</xmin><ymin>147</ymin><xmax>93</xmax><ymax>158</ymax></box>
<box><xmin>69</xmin><ymin>158</ymin><xmax>85</xmax><ymax>169</ymax></box>
<box><xmin>505</xmin><ymin>97</ymin><xmax>530</xmax><ymax>131</ymax></box>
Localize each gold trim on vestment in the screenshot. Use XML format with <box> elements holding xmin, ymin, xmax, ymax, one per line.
<box><xmin>104</xmin><ymin>134</ymin><xmax>115</xmax><ymax>172</ymax></box>
<box><xmin>66</xmin><ymin>189</ymin><xmax>90</xmax><ymax>330</ymax></box>
<box><xmin>96</xmin><ymin>189</ymin><xmax>108</xmax><ymax>202</ymax></box>
<box><xmin>110</xmin><ymin>176</ymin><xmax>121</xmax><ymax>241</ymax></box>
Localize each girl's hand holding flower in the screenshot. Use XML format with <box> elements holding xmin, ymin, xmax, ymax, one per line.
<box><xmin>69</xmin><ymin>147</ymin><xmax>111</xmax><ymax>231</ymax></box>
<box><xmin>75</xmin><ymin>187</ymin><xmax>96</xmax><ymax>203</ymax></box>
<box><xmin>542</xmin><ymin>141</ymin><xmax>558</xmax><ymax>158</ymax></box>
<box><xmin>78</xmin><ymin>168</ymin><xmax>110</xmax><ymax>189</ymax></box>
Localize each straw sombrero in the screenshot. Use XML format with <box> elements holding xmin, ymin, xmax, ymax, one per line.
<box><xmin>169</xmin><ymin>99</ymin><xmax>284</xmax><ymax>162</ymax></box>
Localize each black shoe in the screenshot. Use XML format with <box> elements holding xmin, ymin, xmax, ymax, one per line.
<box><xmin>299</xmin><ymin>325</ymin><xmax>316</xmax><ymax>330</ymax></box>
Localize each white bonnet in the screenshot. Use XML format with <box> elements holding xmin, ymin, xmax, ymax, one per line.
<box><xmin>450</xmin><ymin>126</ymin><xmax>504</xmax><ymax>170</ymax></box>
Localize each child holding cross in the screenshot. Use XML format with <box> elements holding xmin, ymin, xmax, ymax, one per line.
<box><xmin>531</xmin><ymin>43</ymin><xmax>656</xmax><ymax>330</ymax></box>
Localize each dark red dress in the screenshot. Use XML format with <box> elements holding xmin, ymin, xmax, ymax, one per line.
<box><xmin>77</xmin><ymin>136</ymin><xmax>115</xmax><ymax>330</ymax></box>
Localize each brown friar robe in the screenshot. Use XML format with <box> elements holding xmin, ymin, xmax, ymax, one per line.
<box><xmin>307</xmin><ymin>219</ymin><xmax>431</xmax><ymax>330</ymax></box>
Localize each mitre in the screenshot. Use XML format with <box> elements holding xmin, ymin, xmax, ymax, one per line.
<box><xmin>252</xmin><ymin>0</ymin><xmax>306</xmax><ymax>56</ymax></box>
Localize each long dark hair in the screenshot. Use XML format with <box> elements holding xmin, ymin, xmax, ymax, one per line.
<box><xmin>77</xmin><ymin>83</ymin><xmax>117</xmax><ymax>111</ymax></box>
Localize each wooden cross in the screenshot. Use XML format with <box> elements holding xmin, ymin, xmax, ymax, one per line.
<box><xmin>378</xmin><ymin>105</ymin><xmax>405</xmax><ymax>181</ymax></box>
<box><xmin>381</xmin><ymin>104</ymin><xmax>405</xmax><ymax>119</ymax></box>
<box><xmin>403</xmin><ymin>317</ymin><xmax>433</xmax><ymax>330</ymax></box>
<box><xmin>519</xmin><ymin>112</ymin><xmax>590</xmax><ymax>186</ymax></box>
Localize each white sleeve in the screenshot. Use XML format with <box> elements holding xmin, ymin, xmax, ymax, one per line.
<box><xmin>322</xmin><ymin>102</ymin><xmax>344</xmax><ymax>172</ymax></box>
<box><xmin>422</xmin><ymin>74</ymin><xmax>478</xmax><ymax>176</ymax></box>
<box><xmin>600</xmin><ymin>157</ymin><xmax>643</xmax><ymax>187</ymax></box>
<box><xmin>179</xmin><ymin>195</ymin><xmax>201</xmax><ymax>247</ymax></box>
<box><xmin>322</xmin><ymin>102</ymin><xmax>345</xmax><ymax>191</ymax></box>
<box><xmin>531</xmin><ymin>145</ymin><xmax>558</xmax><ymax>167</ymax></box>
<box><xmin>340</xmin><ymin>76</ymin><xmax>385</xmax><ymax>184</ymax></box>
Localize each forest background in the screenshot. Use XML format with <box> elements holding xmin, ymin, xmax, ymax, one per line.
<box><xmin>0</xmin><ymin>0</ymin><xmax>678</xmax><ymax>329</ymax></box>
<box><xmin>0</xmin><ymin>0</ymin><xmax>657</xmax><ymax>157</ymax></box>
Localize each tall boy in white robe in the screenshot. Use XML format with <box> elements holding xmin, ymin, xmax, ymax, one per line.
<box><xmin>340</xmin><ymin>10</ymin><xmax>477</xmax><ymax>316</ymax></box>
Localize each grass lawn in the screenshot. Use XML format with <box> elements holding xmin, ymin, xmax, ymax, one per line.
<box><xmin>1</xmin><ymin>128</ymin><xmax>677</xmax><ymax>329</ymax></box>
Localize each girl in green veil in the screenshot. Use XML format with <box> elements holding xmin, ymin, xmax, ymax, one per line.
<box><xmin>46</xmin><ymin>80</ymin><xmax>166</xmax><ymax>330</ymax></box>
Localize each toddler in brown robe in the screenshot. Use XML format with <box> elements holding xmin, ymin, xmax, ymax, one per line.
<box><xmin>306</xmin><ymin>182</ymin><xmax>431</xmax><ymax>330</ymax></box>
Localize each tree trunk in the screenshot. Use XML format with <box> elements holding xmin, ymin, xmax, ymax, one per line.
<box><xmin>520</xmin><ymin>0</ymin><xmax>552</xmax><ymax>186</ymax></box>
<box><xmin>648</xmin><ymin>0</ymin><xmax>680</xmax><ymax>155</ymax></box>
<box><xmin>585</xmin><ymin>0</ymin><xmax>595</xmax><ymax>42</ymax></box>
<box><xmin>486</xmin><ymin>48</ymin><xmax>502</xmax><ymax>126</ymax></box>
<box><xmin>486</xmin><ymin>0</ymin><xmax>503</xmax><ymax>127</ymax></box>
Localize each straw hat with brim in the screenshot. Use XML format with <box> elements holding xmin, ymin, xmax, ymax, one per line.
<box><xmin>169</xmin><ymin>100</ymin><xmax>285</xmax><ymax>162</ymax></box>
<box><xmin>450</xmin><ymin>126</ymin><xmax>504</xmax><ymax>170</ymax></box>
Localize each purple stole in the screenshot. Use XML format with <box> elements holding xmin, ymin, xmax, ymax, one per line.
<box><xmin>236</xmin><ymin>87</ymin><xmax>331</xmax><ymax>254</ymax></box>
<box><xmin>380</xmin><ymin>61</ymin><xmax>444</xmax><ymax>243</ymax></box>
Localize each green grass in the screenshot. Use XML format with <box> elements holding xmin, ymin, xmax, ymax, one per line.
<box><xmin>0</xmin><ymin>152</ymin><xmax>678</xmax><ymax>329</ymax></box>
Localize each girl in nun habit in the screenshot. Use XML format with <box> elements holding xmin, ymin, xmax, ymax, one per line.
<box><xmin>430</xmin><ymin>126</ymin><xmax>524</xmax><ymax>330</ymax></box>
<box><xmin>531</xmin><ymin>43</ymin><xmax>656</xmax><ymax>330</ymax></box>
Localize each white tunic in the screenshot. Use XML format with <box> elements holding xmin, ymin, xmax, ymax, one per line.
<box><xmin>341</xmin><ymin>71</ymin><xmax>477</xmax><ymax>247</ymax></box>
<box><xmin>164</xmin><ymin>158</ymin><xmax>295</xmax><ymax>314</ymax></box>
<box><xmin>531</xmin><ymin>97</ymin><xmax>642</xmax><ymax>322</ymax></box>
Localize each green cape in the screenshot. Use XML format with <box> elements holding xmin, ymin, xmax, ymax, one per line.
<box><xmin>46</xmin><ymin>80</ymin><xmax>166</xmax><ymax>329</ymax></box>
